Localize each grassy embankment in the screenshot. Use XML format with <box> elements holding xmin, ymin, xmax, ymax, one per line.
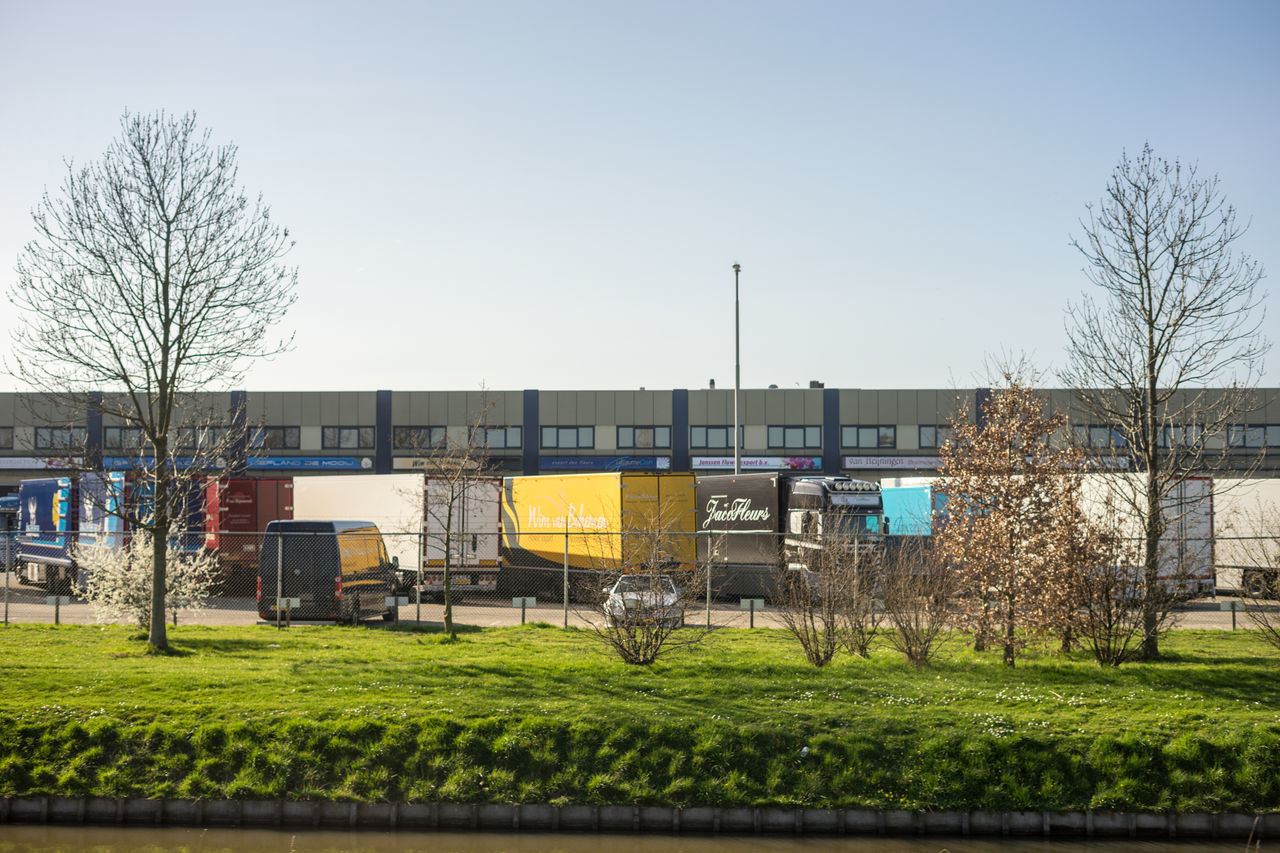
<box><xmin>0</xmin><ymin>623</ymin><xmax>1276</xmax><ymax>813</ymax></box>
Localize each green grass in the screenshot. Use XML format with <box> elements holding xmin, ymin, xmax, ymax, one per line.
<box><xmin>0</xmin><ymin>623</ymin><xmax>1276</xmax><ymax>812</ymax></box>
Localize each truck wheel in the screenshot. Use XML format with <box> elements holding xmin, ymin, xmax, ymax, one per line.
<box><xmin>1244</xmin><ymin>571</ymin><xmax>1272</xmax><ymax>598</ymax></box>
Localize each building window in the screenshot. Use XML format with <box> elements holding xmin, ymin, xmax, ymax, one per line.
<box><xmin>0</xmin><ymin>427</ymin><xmax>12</xmax><ymax>449</ymax></box>
<box><xmin>250</xmin><ymin>426</ymin><xmax>301</xmax><ymax>450</ymax></box>
<box><xmin>841</xmin><ymin>426</ymin><xmax>896</xmax><ymax>449</ymax></box>
<box><xmin>618</xmin><ymin>426</ymin><xmax>670</xmax><ymax>449</ymax></box>
<box><xmin>472</xmin><ymin>426</ymin><xmax>522</xmax><ymax>449</ymax></box>
<box><xmin>1228</xmin><ymin>425</ymin><xmax>1280</xmax><ymax>449</ymax></box>
<box><xmin>541</xmin><ymin>426</ymin><xmax>594</xmax><ymax>449</ymax></box>
<box><xmin>690</xmin><ymin>426</ymin><xmax>740</xmax><ymax>450</ymax></box>
<box><xmin>768</xmin><ymin>425</ymin><xmax>822</xmax><ymax>449</ymax></box>
<box><xmin>918</xmin><ymin>425</ymin><xmax>954</xmax><ymax>449</ymax></box>
<box><xmin>1159</xmin><ymin>425</ymin><xmax>1203</xmax><ymax>449</ymax></box>
<box><xmin>34</xmin><ymin>427</ymin><xmax>87</xmax><ymax>450</ymax></box>
<box><xmin>1072</xmin><ymin>425</ymin><xmax>1129</xmax><ymax>449</ymax></box>
<box><xmin>104</xmin><ymin>426</ymin><xmax>146</xmax><ymax>450</ymax></box>
<box><xmin>394</xmin><ymin>426</ymin><xmax>445</xmax><ymax>450</ymax></box>
<box><xmin>323</xmin><ymin>426</ymin><xmax>375</xmax><ymax>450</ymax></box>
<box><xmin>175</xmin><ymin>426</ymin><xmax>228</xmax><ymax>450</ymax></box>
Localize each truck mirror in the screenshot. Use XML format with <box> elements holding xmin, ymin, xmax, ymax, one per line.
<box><xmin>392</xmin><ymin>555</ymin><xmax>399</xmax><ymax>568</ymax></box>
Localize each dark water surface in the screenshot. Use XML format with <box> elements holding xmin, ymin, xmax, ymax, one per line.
<box><xmin>0</xmin><ymin>825</ymin><xmax>1258</xmax><ymax>853</ymax></box>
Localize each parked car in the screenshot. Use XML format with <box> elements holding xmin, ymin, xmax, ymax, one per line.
<box><xmin>602</xmin><ymin>574</ymin><xmax>684</xmax><ymax>629</ymax></box>
<box><xmin>258</xmin><ymin>520</ymin><xmax>398</xmax><ymax>623</ymax></box>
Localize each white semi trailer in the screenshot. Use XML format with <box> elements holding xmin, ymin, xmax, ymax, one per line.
<box><xmin>880</xmin><ymin>474</ymin><xmax>1216</xmax><ymax>596</ymax></box>
<box><xmin>1213</xmin><ymin>478</ymin><xmax>1280</xmax><ymax>596</ymax></box>
<box><xmin>291</xmin><ymin>474</ymin><xmax>500</xmax><ymax>597</ymax></box>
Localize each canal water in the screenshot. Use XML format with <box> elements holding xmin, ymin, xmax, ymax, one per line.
<box><xmin>0</xmin><ymin>825</ymin><xmax>1256</xmax><ymax>853</ymax></box>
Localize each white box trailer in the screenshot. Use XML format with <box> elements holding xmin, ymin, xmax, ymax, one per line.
<box><xmin>1079</xmin><ymin>474</ymin><xmax>1215</xmax><ymax>597</ymax></box>
<box><xmin>291</xmin><ymin>473</ymin><xmax>500</xmax><ymax>596</ymax></box>
<box><xmin>881</xmin><ymin>473</ymin><xmax>1215</xmax><ymax>596</ymax></box>
<box><xmin>1212</xmin><ymin>478</ymin><xmax>1280</xmax><ymax>595</ymax></box>
<box><xmin>423</xmin><ymin>476</ymin><xmax>500</xmax><ymax>594</ymax></box>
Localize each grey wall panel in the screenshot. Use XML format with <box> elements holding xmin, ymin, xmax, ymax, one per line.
<box><xmin>654</xmin><ymin>392</ymin><xmax>672</xmax><ymax>423</ymax></box>
<box><xmin>877</xmin><ymin>390</ymin><xmax>898</xmax><ymax>424</ymax></box>
<box><xmin>839</xmin><ymin>389</ymin><xmax>858</xmax><ymax>422</ymax></box>
<box><xmin>782</xmin><ymin>390</ymin><xmax>802</xmax><ymax>422</ymax></box>
<box><xmin>763</xmin><ymin>390</ymin><xmax>783</xmax><ymax>423</ymax></box>
<box><xmin>615</xmin><ymin>392</ymin><xmax>634</xmax><ymax>424</ymax></box>
<box><xmin>390</xmin><ymin>392</ymin><xmax>411</xmax><ymax>423</ymax></box>
<box><xmin>578</xmin><ymin>392</ymin><xmax>598</xmax><ymax>425</ymax></box>
<box><xmin>858</xmin><ymin>390</ymin><xmax>877</xmax><ymax>423</ymax></box>
<box><xmin>688</xmin><ymin>391</ymin><xmax>707</xmax><ymax>423</ymax></box>
<box><xmin>635</xmin><ymin>392</ymin><xmax>653</xmax><ymax>424</ymax></box>
<box><xmin>300</xmin><ymin>393</ymin><xmax>321</xmax><ymax>425</ymax></box>
<box><xmin>558</xmin><ymin>391</ymin><xmax>576</xmax><ymax>423</ymax></box>
<box><xmin>898</xmin><ymin>392</ymin><xmax>917</xmax><ymax>424</ymax></box>
<box><xmin>319</xmin><ymin>392</ymin><xmax>340</xmax><ymax>425</ymax></box>
<box><xmin>279</xmin><ymin>393</ymin><xmax>301</xmax><ymax>425</ymax></box>
<box><xmin>595</xmin><ymin>392</ymin><xmax>615</xmax><ymax>425</ymax></box>
<box><xmin>805</xmin><ymin>390</ymin><xmax>822</xmax><ymax>423</ymax></box>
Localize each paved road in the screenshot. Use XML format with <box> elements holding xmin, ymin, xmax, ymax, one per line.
<box><xmin>0</xmin><ymin>571</ymin><xmax>1269</xmax><ymax>630</ymax></box>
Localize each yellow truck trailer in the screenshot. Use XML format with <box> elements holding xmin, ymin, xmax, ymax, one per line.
<box><xmin>500</xmin><ymin>472</ymin><xmax>696</xmax><ymax>573</ymax></box>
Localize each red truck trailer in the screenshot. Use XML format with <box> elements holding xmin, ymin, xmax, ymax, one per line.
<box><xmin>204</xmin><ymin>477</ymin><xmax>293</xmax><ymax>579</ymax></box>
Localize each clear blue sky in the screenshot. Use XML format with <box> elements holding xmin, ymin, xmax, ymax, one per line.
<box><xmin>2</xmin><ymin>0</ymin><xmax>1277</xmax><ymax>391</ymax></box>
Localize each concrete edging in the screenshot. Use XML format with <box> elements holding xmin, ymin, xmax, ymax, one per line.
<box><xmin>0</xmin><ymin>796</ymin><xmax>1276</xmax><ymax>839</ymax></box>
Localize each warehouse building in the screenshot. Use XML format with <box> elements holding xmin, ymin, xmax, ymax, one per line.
<box><xmin>2</xmin><ymin>386</ymin><xmax>1279</xmax><ymax>489</ymax></box>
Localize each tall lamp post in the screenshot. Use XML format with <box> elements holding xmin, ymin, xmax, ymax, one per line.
<box><xmin>733</xmin><ymin>263</ymin><xmax>741</xmax><ymax>475</ymax></box>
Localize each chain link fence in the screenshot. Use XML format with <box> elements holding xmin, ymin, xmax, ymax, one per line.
<box><xmin>0</xmin><ymin>528</ymin><xmax>1273</xmax><ymax>628</ymax></box>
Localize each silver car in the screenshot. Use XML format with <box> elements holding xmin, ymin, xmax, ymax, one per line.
<box><xmin>602</xmin><ymin>574</ymin><xmax>684</xmax><ymax>629</ymax></box>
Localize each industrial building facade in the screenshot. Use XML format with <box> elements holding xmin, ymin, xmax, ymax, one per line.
<box><xmin>2</xmin><ymin>386</ymin><xmax>1279</xmax><ymax>488</ymax></box>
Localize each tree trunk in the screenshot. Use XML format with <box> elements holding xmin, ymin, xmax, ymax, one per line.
<box><xmin>1141</xmin><ymin>481</ymin><xmax>1162</xmax><ymax>660</ymax></box>
<box><xmin>1003</xmin><ymin>595</ymin><xmax>1016</xmax><ymax>667</ymax></box>
<box><xmin>149</xmin><ymin>451</ymin><xmax>170</xmax><ymax>651</ymax></box>
<box><xmin>442</xmin><ymin>502</ymin><xmax>455</xmax><ymax>640</ymax></box>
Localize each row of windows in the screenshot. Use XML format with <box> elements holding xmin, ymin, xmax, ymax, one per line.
<box><xmin>21</xmin><ymin>422</ymin><xmax>1277</xmax><ymax>454</ymax></box>
<box><xmin>1228</xmin><ymin>425</ymin><xmax>1280</xmax><ymax>448</ymax></box>
<box><xmin>391</xmin><ymin>426</ymin><xmax>524</xmax><ymax>450</ymax></box>
<box><xmin>0</xmin><ymin>423</ymin><xmax>948</xmax><ymax>453</ymax></box>
<box><xmin>103</xmin><ymin>426</ymin><xmax>236</xmax><ymax>451</ymax></box>
<box><xmin>1073</xmin><ymin>424</ymin><xmax>1256</xmax><ymax>450</ymax></box>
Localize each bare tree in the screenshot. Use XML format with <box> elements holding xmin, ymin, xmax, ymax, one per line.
<box><xmin>839</xmin><ymin>547</ymin><xmax>884</xmax><ymax>659</ymax></box>
<box><xmin>7</xmin><ymin>111</ymin><xmax>297</xmax><ymax>651</ymax></box>
<box><xmin>771</xmin><ymin>524</ymin><xmax>882</xmax><ymax>667</ymax></box>
<box><xmin>396</xmin><ymin>403</ymin><xmax>503</xmax><ymax>640</ymax></box>
<box><xmin>770</xmin><ymin>541</ymin><xmax>846</xmax><ymax>668</ymax></box>
<box><xmin>574</xmin><ymin>500</ymin><xmax>713</xmax><ymax>665</ymax></box>
<box><xmin>937</xmin><ymin>375</ymin><xmax>1088</xmax><ymax>667</ymax></box>
<box><xmin>880</xmin><ymin>535</ymin><xmax>955</xmax><ymax>667</ymax></box>
<box><xmin>1058</xmin><ymin>493</ymin><xmax>1151</xmax><ymax>666</ymax></box>
<box><xmin>1062</xmin><ymin>143</ymin><xmax>1268</xmax><ymax>659</ymax></box>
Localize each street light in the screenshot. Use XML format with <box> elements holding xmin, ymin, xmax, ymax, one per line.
<box><xmin>733</xmin><ymin>263</ymin><xmax>741</xmax><ymax>475</ymax></box>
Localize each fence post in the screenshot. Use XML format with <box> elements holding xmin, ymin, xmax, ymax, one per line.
<box><xmin>275</xmin><ymin>533</ymin><xmax>284</xmax><ymax>630</ymax></box>
<box><xmin>563</xmin><ymin>530</ymin><xmax>569</xmax><ymax>629</ymax></box>
<box><xmin>4</xmin><ymin>546</ymin><xmax>9</xmax><ymax>626</ymax></box>
<box><xmin>704</xmin><ymin>532</ymin><xmax>712</xmax><ymax>630</ymax></box>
